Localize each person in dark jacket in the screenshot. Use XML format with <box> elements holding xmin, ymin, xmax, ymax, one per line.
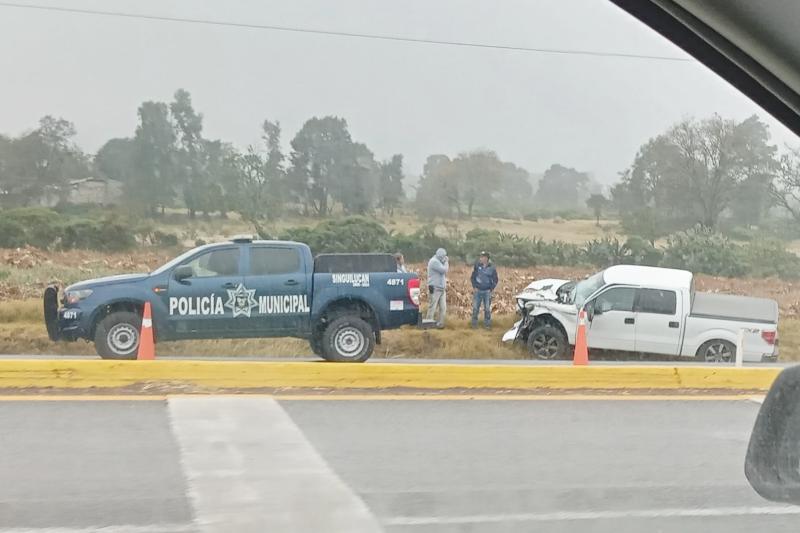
<box><xmin>471</xmin><ymin>251</ymin><xmax>498</xmax><ymax>329</ymax></box>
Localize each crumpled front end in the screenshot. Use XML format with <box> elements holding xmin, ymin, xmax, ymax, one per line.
<box><xmin>43</xmin><ymin>285</ymin><xmax>85</xmax><ymax>342</ymax></box>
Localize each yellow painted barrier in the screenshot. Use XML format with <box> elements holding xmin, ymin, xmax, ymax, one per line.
<box><xmin>0</xmin><ymin>360</ymin><xmax>783</xmax><ymax>392</ymax></box>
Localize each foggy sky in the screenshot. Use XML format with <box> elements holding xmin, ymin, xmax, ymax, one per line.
<box><xmin>1</xmin><ymin>0</ymin><xmax>797</xmax><ymax>186</ymax></box>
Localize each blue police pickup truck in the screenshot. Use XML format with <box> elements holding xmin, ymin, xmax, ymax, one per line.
<box><xmin>43</xmin><ymin>237</ymin><xmax>421</xmax><ymax>362</ymax></box>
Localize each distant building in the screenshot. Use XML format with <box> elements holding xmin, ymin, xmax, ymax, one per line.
<box><xmin>36</xmin><ymin>177</ymin><xmax>123</xmax><ymax>207</ymax></box>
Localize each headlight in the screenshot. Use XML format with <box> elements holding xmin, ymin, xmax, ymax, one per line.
<box><xmin>64</xmin><ymin>289</ymin><xmax>93</xmax><ymax>305</ymax></box>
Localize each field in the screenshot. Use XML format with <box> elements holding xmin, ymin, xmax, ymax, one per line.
<box><xmin>0</xmin><ymin>243</ymin><xmax>796</xmax><ymax>360</ymax></box>
<box><xmin>152</xmin><ymin>211</ymin><xmax>620</xmax><ymax>247</ymax></box>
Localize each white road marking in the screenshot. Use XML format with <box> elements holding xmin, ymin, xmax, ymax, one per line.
<box><xmin>0</xmin><ymin>525</ymin><xmax>195</xmax><ymax>533</ymax></box>
<box><xmin>384</xmin><ymin>505</ymin><xmax>800</xmax><ymax>525</ymax></box>
<box><xmin>750</xmin><ymin>395</ymin><xmax>766</xmax><ymax>404</ymax></box>
<box><xmin>168</xmin><ymin>396</ymin><xmax>382</xmax><ymax>533</ymax></box>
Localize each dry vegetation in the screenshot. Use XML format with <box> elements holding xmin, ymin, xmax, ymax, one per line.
<box><xmin>155</xmin><ymin>212</ymin><xmax>620</xmax><ymax>247</ymax></box>
<box><xmin>0</xmin><ymin>244</ymin><xmax>797</xmax><ymax>360</ymax></box>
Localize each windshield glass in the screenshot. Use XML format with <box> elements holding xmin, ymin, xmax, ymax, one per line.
<box><xmin>571</xmin><ymin>272</ymin><xmax>605</xmax><ymax>308</ymax></box>
<box><xmin>150</xmin><ymin>245</ymin><xmax>206</xmax><ymax>276</ymax></box>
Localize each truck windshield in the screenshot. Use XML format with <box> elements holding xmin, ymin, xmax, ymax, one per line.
<box><xmin>150</xmin><ymin>246</ymin><xmax>209</xmax><ymax>276</ymax></box>
<box><xmin>571</xmin><ymin>272</ymin><xmax>605</xmax><ymax>308</ymax></box>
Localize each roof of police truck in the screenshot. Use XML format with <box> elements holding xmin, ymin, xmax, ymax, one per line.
<box><xmin>603</xmin><ymin>265</ymin><xmax>693</xmax><ymax>290</ymax></box>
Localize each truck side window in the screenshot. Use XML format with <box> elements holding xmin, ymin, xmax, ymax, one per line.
<box><xmin>250</xmin><ymin>248</ymin><xmax>300</xmax><ymax>275</ymax></box>
<box><xmin>594</xmin><ymin>287</ymin><xmax>635</xmax><ymax>313</ymax></box>
<box><xmin>184</xmin><ymin>248</ymin><xmax>239</xmax><ymax>277</ymax></box>
<box><xmin>637</xmin><ymin>289</ymin><xmax>677</xmax><ymax>315</ymax></box>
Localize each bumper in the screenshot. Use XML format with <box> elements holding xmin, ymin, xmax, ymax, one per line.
<box><xmin>502</xmin><ymin>320</ymin><xmax>522</xmax><ymax>343</ymax></box>
<box><xmin>43</xmin><ymin>286</ymin><xmax>84</xmax><ymax>342</ymax></box>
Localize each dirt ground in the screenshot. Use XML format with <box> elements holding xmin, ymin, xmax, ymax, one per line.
<box><xmin>0</xmin><ymin>246</ymin><xmax>794</xmax><ymax>359</ymax></box>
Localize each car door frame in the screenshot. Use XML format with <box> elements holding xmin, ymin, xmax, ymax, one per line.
<box><xmin>633</xmin><ymin>286</ymin><xmax>684</xmax><ymax>356</ymax></box>
<box><xmin>161</xmin><ymin>245</ymin><xmax>245</xmax><ymax>339</ymax></box>
<box><xmin>585</xmin><ymin>284</ymin><xmax>637</xmax><ymax>352</ymax></box>
<box><xmin>240</xmin><ymin>244</ymin><xmax>312</xmax><ymax>335</ymax></box>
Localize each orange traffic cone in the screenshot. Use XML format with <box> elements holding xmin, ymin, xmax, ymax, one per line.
<box><xmin>137</xmin><ymin>301</ymin><xmax>155</xmax><ymax>360</ymax></box>
<box><xmin>573</xmin><ymin>309</ymin><xmax>589</xmax><ymax>366</ymax></box>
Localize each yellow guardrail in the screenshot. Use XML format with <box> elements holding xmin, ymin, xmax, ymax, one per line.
<box><xmin>0</xmin><ymin>360</ymin><xmax>782</xmax><ymax>392</ymax></box>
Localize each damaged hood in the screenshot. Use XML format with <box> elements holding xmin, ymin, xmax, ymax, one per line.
<box><xmin>515</xmin><ymin>278</ymin><xmax>571</xmax><ymax>301</ymax></box>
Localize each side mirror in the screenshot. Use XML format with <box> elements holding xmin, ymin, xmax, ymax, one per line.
<box><xmin>585</xmin><ymin>303</ymin><xmax>595</xmax><ymax>321</ymax></box>
<box><xmin>173</xmin><ymin>265</ymin><xmax>194</xmax><ymax>282</ymax></box>
<box><xmin>745</xmin><ymin>365</ymin><xmax>800</xmax><ymax>503</ymax></box>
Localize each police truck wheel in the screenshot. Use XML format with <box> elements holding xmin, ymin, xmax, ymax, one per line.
<box><xmin>526</xmin><ymin>324</ymin><xmax>567</xmax><ymax>360</ymax></box>
<box><xmin>321</xmin><ymin>316</ymin><xmax>375</xmax><ymax>362</ymax></box>
<box><xmin>94</xmin><ymin>311</ymin><xmax>141</xmax><ymax>360</ymax></box>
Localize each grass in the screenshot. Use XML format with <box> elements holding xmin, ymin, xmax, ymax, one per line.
<box><xmin>0</xmin><ymin>297</ymin><xmax>524</xmax><ymax>358</ymax></box>
<box><xmin>0</xmin><ymin>298</ymin><xmax>793</xmax><ymax>361</ymax></box>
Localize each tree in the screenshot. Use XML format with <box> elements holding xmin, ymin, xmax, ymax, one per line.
<box><xmin>231</xmin><ymin>146</ymin><xmax>268</xmax><ymax>222</ymax></box>
<box><xmin>452</xmin><ymin>151</ymin><xmax>503</xmax><ymax>217</ymax></box>
<box><xmin>620</xmin><ymin>208</ymin><xmax>671</xmax><ymax>246</ymax></box>
<box><xmin>202</xmin><ymin>139</ymin><xmax>239</xmax><ymax>217</ymax></box>
<box><xmin>170</xmin><ymin>89</ymin><xmax>208</xmax><ymax>218</ymax></box>
<box><xmin>415</xmin><ymin>154</ymin><xmax>455</xmax><ymax>218</ymax></box>
<box><xmin>227</xmin><ymin>119</ymin><xmax>284</xmax><ymax>222</ymax></box>
<box><xmin>0</xmin><ymin>116</ymin><xmax>90</xmax><ymax>206</ymax></box>
<box><xmin>614</xmin><ymin>114</ymin><xmax>776</xmax><ymax>230</ymax></box>
<box><xmin>670</xmin><ymin>114</ymin><xmax>775</xmax><ymax>228</ymax></box>
<box><xmin>379</xmin><ymin>154</ymin><xmax>404</xmax><ymax>215</ymax></box>
<box><xmin>131</xmin><ymin>101</ymin><xmax>177</xmax><ymax>215</ymax></box>
<box><xmin>498</xmin><ymin>161</ymin><xmax>534</xmax><ymax>216</ymax></box>
<box><xmin>771</xmin><ymin>147</ymin><xmax>800</xmax><ymax>222</ymax></box>
<box><xmin>586</xmin><ymin>193</ymin><xmax>609</xmax><ymax>226</ymax></box>
<box><xmin>415</xmin><ymin>152</ymin><xmax>533</xmax><ymax>219</ymax></box>
<box><xmin>95</xmin><ymin>138</ymin><xmax>136</xmax><ymax>183</ymax></box>
<box><xmin>288</xmin><ymin>116</ymin><xmax>359</xmax><ymax>216</ymax></box>
<box><xmin>337</xmin><ymin>142</ymin><xmax>378</xmax><ymax>215</ymax></box>
<box><xmin>534</xmin><ymin>164</ymin><xmax>589</xmax><ymax>209</ymax></box>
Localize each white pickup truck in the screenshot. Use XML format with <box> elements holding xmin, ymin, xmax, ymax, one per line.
<box><xmin>502</xmin><ymin>265</ymin><xmax>779</xmax><ymax>363</ymax></box>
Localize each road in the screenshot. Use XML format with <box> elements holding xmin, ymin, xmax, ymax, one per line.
<box><xmin>1</xmin><ymin>396</ymin><xmax>797</xmax><ymax>532</ymax></box>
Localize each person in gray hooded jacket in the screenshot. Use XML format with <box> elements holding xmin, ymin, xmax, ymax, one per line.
<box><xmin>426</xmin><ymin>248</ymin><xmax>448</xmax><ymax>328</ymax></box>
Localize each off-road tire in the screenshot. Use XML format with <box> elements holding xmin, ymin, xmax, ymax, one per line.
<box><xmin>94</xmin><ymin>311</ymin><xmax>141</xmax><ymax>360</ymax></box>
<box><xmin>309</xmin><ymin>333</ymin><xmax>324</xmax><ymax>356</ymax></box>
<box><xmin>526</xmin><ymin>324</ymin><xmax>568</xmax><ymax>360</ymax></box>
<box><xmin>320</xmin><ymin>315</ymin><xmax>375</xmax><ymax>362</ymax></box>
<box><xmin>696</xmin><ymin>339</ymin><xmax>736</xmax><ymax>363</ymax></box>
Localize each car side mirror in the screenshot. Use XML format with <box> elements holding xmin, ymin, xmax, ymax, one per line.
<box><xmin>745</xmin><ymin>365</ymin><xmax>800</xmax><ymax>504</ymax></box>
<box><xmin>585</xmin><ymin>303</ymin><xmax>595</xmax><ymax>321</ymax></box>
<box><xmin>173</xmin><ymin>265</ymin><xmax>194</xmax><ymax>283</ymax></box>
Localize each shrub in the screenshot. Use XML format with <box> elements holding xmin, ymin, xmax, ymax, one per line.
<box><xmin>0</xmin><ymin>207</ymin><xmax>63</xmax><ymax>249</ymax></box>
<box><xmin>60</xmin><ymin>218</ymin><xmax>136</xmax><ymax>251</ymax></box>
<box><xmin>279</xmin><ymin>217</ymin><xmax>393</xmax><ymax>254</ymax></box>
<box><xmin>623</xmin><ymin>236</ymin><xmax>662</xmax><ymax>266</ymax></box>
<box><xmin>660</xmin><ymin>226</ymin><xmax>746</xmax><ymax>277</ymax></box>
<box><xmin>152</xmin><ymin>230</ymin><xmax>179</xmax><ymax>247</ymax></box>
<box><xmin>739</xmin><ymin>239</ymin><xmax>800</xmax><ymax>279</ymax></box>
<box><xmin>581</xmin><ymin>237</ymin><xmax>628</xmax><ymax>268</ymax></box>
<box><xmin>391</xmin><ymin>227</ymin><xmax>459</xmax><ymax>263</ymax></box>
<box><xmin>0</xmin><ymin>217</ymin><xmax>27</xmax><ymax>248</ymax></box>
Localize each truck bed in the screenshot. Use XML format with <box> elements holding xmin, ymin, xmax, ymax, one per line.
<box><xmin>691</xmin><ymin>292</ymin><xmax>778</xmax><ymax>324</ymax></box>
<box><xmin>314</xmin><ymin>253</ymin><xmax>395</xmax><ymax>273</ymax></box>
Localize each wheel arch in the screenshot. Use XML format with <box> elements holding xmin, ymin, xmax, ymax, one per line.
<box><xmin>315</xmin><ymin>297</ymin><xmax>381</xmax><ymax>343</ymax></box>
<box><xmin>89</xmin><ymin>299</ymin><xmax>145</xmax><ymax>338</ymax></box>
<box><xmin>528</xmin><ymin>312</ymin><xmax>570</xmax><ymax>345</ymax></box>
<box><xmin>687</xmin><ymin>330</ymin><xmax>738</xmax><ymax>357</ymax></box>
